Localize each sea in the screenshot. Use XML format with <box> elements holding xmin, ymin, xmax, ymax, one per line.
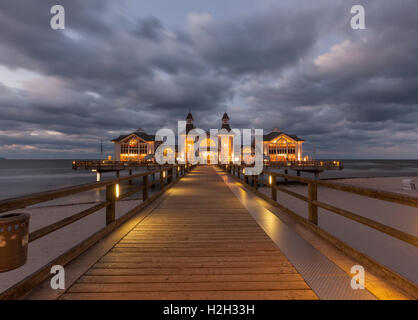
<box><xmin>1</xmin><ymin>159</ymin><xmax>418</xmax><ymax>200</ymax></box>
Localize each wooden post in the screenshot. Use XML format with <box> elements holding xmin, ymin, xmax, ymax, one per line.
<box><xmin>284</xmin><ymin>169</ymin><xmax>288</xmax><ymax>182</ymax></box>
<box><xmin>168</xmin><ymin>167</ymin><xmax>173</xmax><ymax>184</ymax></box>
<box><xmin>271</xmin><ymin>175</ymin><xmax>277</xmax><ymax>201</ymax></box>
<box><xmin>176</xmin><ymin>166</ymin><xmax>179</xmax><ymax>179</ymax></box>
<box><xmin>142</xmin><ymin>175</ymin><xmax>148</xmax><ymax>200</ymax></box>
<box><xmin>160</xmin><ymin>170</ymin><xmax>164</xmax><ymax>189</ymax></box>
<box><xmin>308</xmin><ymin>182</ymin><xmax>318</xmax><ymax>225</ymax></box>
<box><xmin>151</xmin><ymin>173</ymin><xmax>155</xmax><ymax>189</ymax></box>
<box><xmin>116</xmin><ymin>171</ymin><xmax>120</xmax><ymax>178</ymax></box>
<box><xmin>254</xmin><ymin>175</ymin><xmax>258</xmax><ymax>190</ymax></box>
<box><xmin>128</xmin><ymin>169</ymin><xmax>132</xmax><ymax>184</ymax></box>
<box><xmin>106</xmin><ymin>184</ymin><xmax>116</xmax><ymax>225</ymax></box>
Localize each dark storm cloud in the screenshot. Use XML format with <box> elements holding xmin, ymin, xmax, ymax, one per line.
<box><xmin>0</xmin><ymin>0</ymin><xmax>417</xmax><ymax>158</ymax></box>
<box><xmin>187</xmin><ymin>10</ymin><xmax>317</xmax><ymax>75</ymax></box>
<box><xmin>235</xmin><ymin>1</ymin><xmax>418</xmax><ymax>157</ymax></box>
<box><xmin>133</xmin><ymin>16</ymin><xmax>165</xmax><ymax>41</ymax></box>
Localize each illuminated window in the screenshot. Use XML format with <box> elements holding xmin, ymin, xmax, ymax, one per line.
<box><xmin>139</xmin><ymin>143</ymin><xmax>147</xmax><ymax>154</ymax></box>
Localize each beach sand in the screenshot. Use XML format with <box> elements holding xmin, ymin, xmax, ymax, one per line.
<box><xmin>258</xmin><ymin>176</ymin><xmax>418</xmax><ymax>285</ymax></box>
<box><xmin>0</xmin><ymin>199</ymin><xmax>142</xmax><ymax>295</ymax></box>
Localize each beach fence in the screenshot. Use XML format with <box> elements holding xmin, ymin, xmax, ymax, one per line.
<box><xmin>0</xmin><ymin>164</ymin><xmax>195</xmax><ymax>299</ymax></box>
<box><xmin>221</xmin><ymin>163</ymin><xmax>418</xmax><ymax>297</ymax></box>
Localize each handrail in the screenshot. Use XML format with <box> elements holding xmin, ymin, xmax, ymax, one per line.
<box><xmin>0</xmin><ymin>166</ymin><xmax>177</xmax><ymax>213</ymax></box>
<box><xmin>0</xmin><ymin>164</ymin><xmax>193</xmax><ymax>241</ymax></box>
<box><xmin>0</xmin><ymin>163</ymin><xmax>195</xmax><ymax>299</ymax></box>
<box><xmin>221</xmin><ymin>164</ymin><xmax>418</xmax><ymax>248</ymax></box>
<box><xmin>269</xmin><ymin>171</ymin><xmax>418</xmax><ymax>208</ymax></box>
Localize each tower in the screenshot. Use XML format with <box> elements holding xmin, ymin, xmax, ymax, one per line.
<box><xmin>186</xmin><ymin>112</ymin><xmax>194</xmax><ymax>133</ymax></box>
<box><xmin>221</xmin><ymin>112</ymin><xmax>231</xmax><ymax>131</ymax></box>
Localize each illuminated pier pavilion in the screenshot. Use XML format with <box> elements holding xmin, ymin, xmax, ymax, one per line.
<box><xmin>111</xmin><ymin>112</ymin><xmax>306</xmax><ymax>164</ymax></box>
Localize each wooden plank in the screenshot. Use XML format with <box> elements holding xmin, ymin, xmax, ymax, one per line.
<box><xmin>68</xmin><ymin>281</ymin><xmax>310</xmax><ymax>293</ymax></box>
<box><xmin>60</xmin><ymin>290</ymin><xmax>317</xmax><ymax>300</ymax></box>
<box><xmin>92</xmin><ymin>261</ymin><xmax>294</xmax><ymax>269</ymax></box>
<box><xmin>78</xmin><ymin>273</ymin><xmax>305</xmax><ymax>283</ymax></box>
<box><xmin>86</xmin><ymin>267</ymin><xmax>299</xmax><ymax>276</ymax></box>
<box><xmin>99</xmin><ymin>255</ymin><xmax>288</xmax><ymax>263</ymax></box>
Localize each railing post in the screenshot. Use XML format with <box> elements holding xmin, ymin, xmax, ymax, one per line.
<box><xmin>254</xmin><ymin>175</ymin><xmax>258</xmax><ymax>190</ymax></box>
<box><xmin>151</xmin><ymin>173</ymin><xmax>155</xmax><ymax>189</ymax></box>
<box><xmin>160</xmin><ymin>170</ymin><xmax>164</xmax><ymax>189</ymax></box>
<box><xmin>176</xmin><ymin>165</ymin><xmax>179</xmax><ymax>179</ymax></box>
<box><xmin>142</xmin><ymin>175</ymin><xmax>148</xmax><ymax>201</ymax></box>
<box><xmin>271</xmin><ymin>175</ymin><xmax>277</xmax><ymax>201</ymax></box>
<box><xmin>106</xmin><ymin>184</ymin><xmax>116</xmax><ymax>225</ymax></box>
<box><xmin>308</xmin><ymin>182</ymin><xmax>318</xmax><ymax>225</ymax></box>
<box><xmin>167</xmin><ymin>167</ymin><xmax>172</xmax><ymax>184</ymax></box>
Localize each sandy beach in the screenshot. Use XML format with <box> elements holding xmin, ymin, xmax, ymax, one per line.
<box><xmin>258</xmin><ymin>176</ymin><xmax>418</xmax><ymax>285</ymax></box>
<box><xmin>0</xmin><ymin>199</ymin><xmax>142</xmax><ymax>294</ymax></box>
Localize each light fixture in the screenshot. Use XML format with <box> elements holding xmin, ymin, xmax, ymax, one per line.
<box><xmin>115</xmin><ymin>184</ymin><xmax>120</xmax><ymax>198</ymax></box>
<box><xmin>269</xmin><ymin>175</ymin><xmax>272</xmax><ymax>185</ymax></box>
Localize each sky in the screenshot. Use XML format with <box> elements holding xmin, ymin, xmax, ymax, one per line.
<box><xmin>0</xmin><ymin>0</ymin><xmax>417</xmax><ymax>159</ymax></box>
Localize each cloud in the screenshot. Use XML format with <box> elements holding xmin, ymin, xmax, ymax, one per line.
<box><xmin>0</xmin><ymin>0</ymin><xmax>417</xmax><ymax>158</ymax></box>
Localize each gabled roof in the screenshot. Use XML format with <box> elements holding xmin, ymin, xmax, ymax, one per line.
<box><xmin>111</xmin><ymin>131</ymin><xmax>155</xmax><ymax>143</ymax></box>
<box><xmin>263</xmin><ymin>131</ymin><xmax>304</xmax><ymax>142</ymax></box>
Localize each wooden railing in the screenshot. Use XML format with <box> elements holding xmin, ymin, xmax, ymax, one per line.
<box><xmin>221</xmin><ymin>164</ymin><xmax>418</xmax><ymax>247</ymax></box>
<box><xmin>220</xmin><ymin>163</ymin><xmax>418</xmax><ymax>297</ymax></box>
<box><xmin>267</xmin><ymin>160</ymin><xmax>343</xmax><ymax>169</ymax></box>
<box><xmin>72</xmin><ymin>160</ymin><xmax>152</xmax><ymax>170</ymax></box>
<box><xmin>0</xmin><ymin>163</ymin><xmax>195</xmax><ymax>299</ymax></box>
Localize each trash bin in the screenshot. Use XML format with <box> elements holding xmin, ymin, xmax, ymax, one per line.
<box><xmin>0</xmin><ymin>213</ymin><xmax>30</xmax><ymax>272</ymax></box>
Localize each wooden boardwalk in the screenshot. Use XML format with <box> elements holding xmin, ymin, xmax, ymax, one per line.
<box><xmin>61</xmin><ymin>166</ymin><xmax>317</xmax><ymax>300</ymax></box>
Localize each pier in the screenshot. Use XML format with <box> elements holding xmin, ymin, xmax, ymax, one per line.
<box><xmin>72</xmin><ymin>160</ymin><xmax>169</xmax><ymax>181</ymax></box>
<box><xmin>72</xmin><ymin>159</ymin><xmax>344</xmax><ymax>180</ymax></box>
<box><xmin>0</xmin><ymin>165</ymin><xmax>417</xmax><ymax>300</ymax></box>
